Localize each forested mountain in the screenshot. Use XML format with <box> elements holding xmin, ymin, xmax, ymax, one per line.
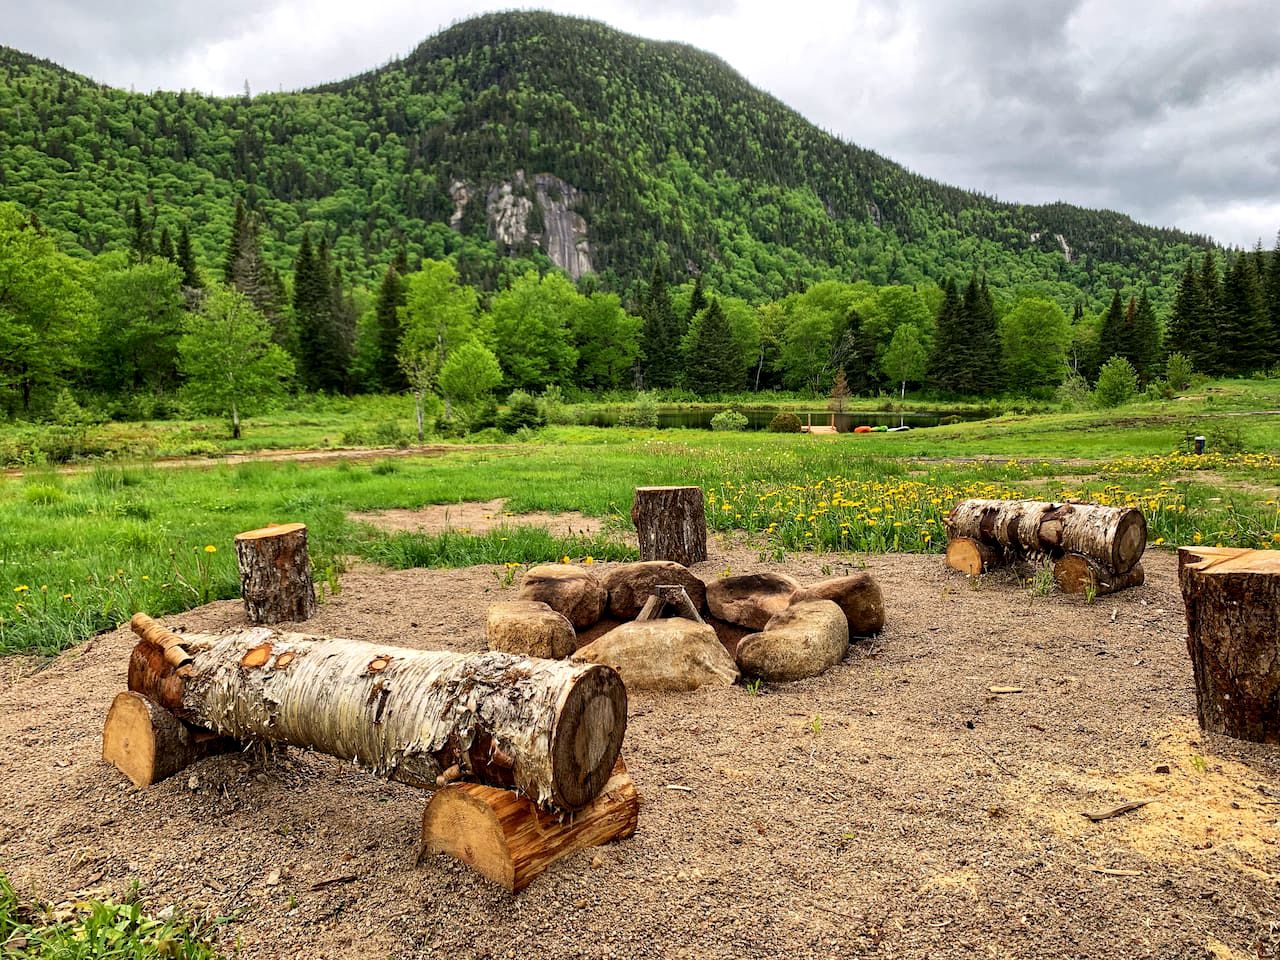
<box><xmin>0</xmin><ymin>11</ymin><xmax>1214</xmax><ymax>305</ymax></box>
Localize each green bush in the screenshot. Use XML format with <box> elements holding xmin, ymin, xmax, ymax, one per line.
<box><xmin>1055</xmin><ymin>372</ymin><xmax>1092</xmax><ymax>411</ymax></box>
<box><xmin>537</xmin><ymin>385</ymin><xmax>576</xmax><ymax>425</ymax></box>
<box><xmin>1093</xmin><ymin>356</ymin><xmax>1138</xmax><ymax>409</ymax></box>
<box><xmin>767</xmin><ymin>412</ymin><xmax>803</xmax><ymax>433</ymax></box>
<box><xmin>1165</xmin><ymin>352</ymin><xmax>1194</xmax><ymax>391</ymax></box>
<box><xmin>617</xmin><ymin>392</ymin><xmax>659</xmax><ymax>428</ymax></box>
<box><xmin>710</xmin><ymin>409</ymin><xmax>749</xmax><ymax>431</ymax></box>
<box><xmin>496</xmin><ymin>391</ymin><xmax>545</xmax><ymax>433</ymax></box>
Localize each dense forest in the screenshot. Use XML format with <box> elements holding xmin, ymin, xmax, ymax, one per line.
<box><xmin>0</xmin><ymin>11</ymin><xmax>1219</xmax><ymax>308</ymax></box>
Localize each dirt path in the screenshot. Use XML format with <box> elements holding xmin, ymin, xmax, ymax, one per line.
<box><xmin>2</xmin><ymin>549</ymin><xmax>1278</xmax><ymax>959</ymax></box>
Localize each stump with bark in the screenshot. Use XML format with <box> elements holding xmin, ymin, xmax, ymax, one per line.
<box><xmin>631</xmin><ymin>486</ymin><xmax>707</xmax><ymax>566</ymax></box>
<box><xmin>120</xmin><ymin>614</ymin><xmax>628</xmax><ymax>811</ymax></box>
<box><xmin>944</xmin><ymin>498</ymin><xmax>1146</xmax><ymax>594</ymax></box>
<box><xmin>234</xmin><ymin>523</ymin><xmax>316</xmax><ymax>624</ymax></box>
<box><xmin>1178</xmin><ymin>546</ymin><xmax>1280</xmax><ymax>743</ymax></box>
<box><xmin>420</xmin><ymin>757</ymin><xmax>639</xmax><ymax>891</ymax></box>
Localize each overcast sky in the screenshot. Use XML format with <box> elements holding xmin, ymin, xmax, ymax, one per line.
<box><xmin>7</xmin><ymin>0</ymin><xmax>1279</xmax><ymax>247</ymax></box>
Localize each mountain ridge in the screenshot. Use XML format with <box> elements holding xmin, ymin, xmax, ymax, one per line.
<box><xmin>0</xmin><ymin>11</ymin><xmax>1212</xmax><ymax>303</ymax></box>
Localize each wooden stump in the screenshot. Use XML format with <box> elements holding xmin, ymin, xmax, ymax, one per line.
<box><xmin>1053</xmin><ymin>554</ymin><xmax>1145</xmax><ymax>595</ymax></box>
<box><xmin>234</xmin><ymin>523</ymin><xmax>316</xmax><ymax>624</ymax></box>
<box><xmin>420</xmin><ymin>758</ymin><xmax>639</xmax><ymax>891</ymax></box>
<box><xmin>631</xmin><ymin>486</ymin><xmax>707</xmax><ymax>566</ymax></box>
<box><xmin>125</xmin><ymin>614</ymin><xmax>628</xmax><ymax>811</ymax></box>
<box><xmin>102</xmin><ymin>691</ymin><xmax>238</xmax><ymax>787</ymax></box>
<box><xmin>944</xmin><ymin>537</ymin><xmax>1001</xmax><ymax>576</ymax></box>
<box><xmin>1178</xmin><ymin>547</ymin><xmax>1280</xmax><ymax>743</ymax></box>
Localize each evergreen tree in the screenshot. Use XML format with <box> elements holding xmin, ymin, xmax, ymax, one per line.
<box><xmin>223</xmin><ymin>199</ymin><xmax>286</xmax><ymax>347</ymax></box>
<box><xmin>838</xmin><ymin>307</ymin><xmax>878</xmax><ymax>394</ymax></box>
<box><xmin>1098</xmin><ymin>290</ymin><xmax>1126</xmax><ymax>371</ymax></box>
<box><xmin>685</xmin><ymin>274</ymin><xmax>707</xmax><ymax>328</ymax></box>
<box><xmin>129</xmin><ymin>197</ymin><xmax>151</xmax><ymax>261</ymax></box>
<box><xmin>374</xmin><ymin>263</ymin><xmax>407</xmax><ymax>391</ymax></box>
<box><xmin>1219</xmin><ymin>253</ymin><xmax>1273</xmax><ymax>374</ymax></box>
<box><xmin>1129</xmin><ymin>290</ymin><xmax>1161</xmax><ymax>382</ymax></box>
<box><xmin>176</xmin><ymin>222</ymin><xmax>202</xmax><ymax>288</ymax></box>
<box><xmin>223</xmin><ymin>198</ymin><xmax>246</xmax><ymax>284</ymax></box>
<box><xmin>293</xmin><ymin>231</ymin><xmax>346</xmax><ymax>392</ymax></box>
<box><xmin>1165</xmin><ymin>259</ymin><xmax>1212</xmax><ymax>373</ymax></box>
<box><xmin>639</xmin><ymin>260</ymin><xmax>680</xmax><ymax>388</ymax></box>
<box><xmin>684</xmin><ymin>298</ymin><xmax>740</xmax><ymax>395</ymax></box>
<box><xmin>1199</xmin><ymin>252</ymin><xmax>1223</xmax><ymax>372</ymax></box>
<box><xmin>958</xmin><ymin>275</ymin><xmax>1001</xmax><ymax>395</ymax></box>
<box><xmin>926</xmin><ymin>277</ymin><xmax>967</xmax><ymax>393</ymax></box>
<box><xmin>1268</xmin><ymin>231</ymin><xmax>1280</xmax><ymax>362</ymax></box>
<box><xmin>156</xmin><ymin>225</ymin><xmax>176</xmax><ymax>263</ymax></box>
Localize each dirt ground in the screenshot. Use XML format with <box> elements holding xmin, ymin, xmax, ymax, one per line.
<box><xmin>2</xmin><ymin>539</ymin><xmax>1278</xmax><ymax>959</ymax></box>
<box><xmin>349</xmin><ymin>498</ymin><xmax>604</xmax><ymax>538</ymax></box>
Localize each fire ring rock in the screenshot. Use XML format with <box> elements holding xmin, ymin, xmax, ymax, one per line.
<box><xmin>571</xmin><ymin>618</ymin><xmax>739</xmax><ymax>691</ymax></box>
<box><xmin>706</xmin><ymin>572</ymin><xmax>800</xmax><ymax>630</ymax></box>
<box><xmin>486</xmin><ymin>600</ymin><xmax>577</xmax><ymax>659</ymax></box>
<box><xmin>517</xmin><ymin>564</ymin><xmax>607</xmax><ymax>630</ymax></box>
<box><xmin>789</xmin><ymin>572</ymin><xmax>884</xmax><ymax>636</ymax></box>
<box><xmin>602</xmin><ymin>561</ymin><xmax>707</xmax><ymax>620</ymax></box>
<box><xmin>735</xmin><ymin>599</ymin><xmax>849</xmax><ymax>681</ymax></box>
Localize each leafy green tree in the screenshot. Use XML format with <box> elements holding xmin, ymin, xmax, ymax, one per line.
<box><xmin>438</xmin><ymin>339</ymin><xmax>503</xmax><ymax>409</ymax></box>
<box><xmin>684</xmin><ymin>298</ymin><xmax>741</xmax><ymax>395</ymax></box>
<box><xmin>0</xmin><ymin>203</ymin><xmax>91</xmax><ymax>412</ymax></box>
<box><xmin>881</xmin><ymin>322</ymin><xmax>928</xmax><ymax>398</ymax></box>
<box><xmin>488</xmin><ymin>270</ymin><xmax>578</xmax><ymax>390</ymax></box>
<box><xmin>998</xmin><ymin>298</ymin><xmax>1070</xmax><ymax>392</ymax></box>
<box><xmin>90</xmin><ymin>256</ymin><xmax>187</xmax><ymax>393</ymax></box>
<box><xmin>1093</xmin><ymin>355</ymin><xmax>1137</xmax><ymax>408</ymax></box>
<box><xmin>400</xmin><ymin>259</ymin><xmax>482</xmax><ymax>435</ymax></box>
<box><xmin>571</xmin><ymin>292</ymin><xmax>641</xmax><ymax>390</ymax></box>
<box><xmin>178</xmin><ymin>286</ymin><xmax>293</xmax><ymax>438</ymax></box>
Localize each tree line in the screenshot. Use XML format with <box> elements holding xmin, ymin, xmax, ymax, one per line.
<box><xmin>2</xmin><ymin>198</ymin><xmax>1277</xmax><ymax>438</ymax></box>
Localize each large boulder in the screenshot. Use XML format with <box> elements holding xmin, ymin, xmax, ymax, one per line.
<box><xmin>790</xmin><ymin>572</ymin><xmax>885</xmax><ymax>636</ymax></box>
<box><xmin>705</xmin><ymin>572</ymin><xmax>800</xmax><ymax>630</ymax></box>
<box><xmin>602</xmin><ymin>560</ymin><xmax>707</xmax><ymax>620</ymax></box>
<box><xmin>735</xmin><ymin>599</ymin><xmax>849</xmax><ymax>682</ymax></box>
<box><xmin>486</xmin><ymin>600</ymin><xmax>577</xmax><ymax>659</ymax></box>
<box><xmin>517</xmin><ymin>564</ymin><xmax>607</xmax><ymax>630</ymax></box>
<box><xmin>572</xmin><ymin>618</ymin><xmax>739</xmax><ymax>692</ymax></box>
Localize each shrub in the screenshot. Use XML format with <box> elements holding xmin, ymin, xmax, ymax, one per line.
<box><xmin>1165</xmin><ymin>352</ymin><xmax>1194</xmax><ymax>392</ymax></box>
<box><xmin>1093</xmin><ymin>356</ymin><xmax>1138</xmax><ymax>409</ymax></box>
<box><xmin>1055</xmin><ymin>372</ymin><xmax>1092</xmax><ymax>411</ymax></box>
<box><xmin>710</xmin><ymin>409</ymin><xmax>749</xmax><ymax>431</ymax></box>
<box><xmin>767</xmin><ymin>412</ymin><xmax>803</xmax><ymax>433</ymax></box>
<box><xmin>617</xmin><ymin>392</ymin><xmax>659</xmax><ymax>428</ymax></box>
<box><xmin>537</xmin><ymin>385</ymin><xmax>576</xmax><ymax>425</ymax></box>
<box><xmin>496</xmin><ymin>390</ymin><xmax>545</xmax><ymax>433</ymax></box>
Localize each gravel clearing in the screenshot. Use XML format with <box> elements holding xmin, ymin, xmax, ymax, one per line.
<box><xmin>2</xmin><ymin>546</ymin><xmax>1278</xmax><ymax>959</ymax></box>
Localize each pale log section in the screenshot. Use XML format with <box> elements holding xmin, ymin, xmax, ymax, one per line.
<box><xmin>102</xmin><ymin>690</ymin><xmax>237</xmax><ymax>787</ymax></box>
<box><xmin>421</xmin><ymin>758</ymin><xmax>639</xmax><ymax>891</ymax></box>
<box><xmin>126</xmin><ymin>614</ymin><xmax>627</xmax><ymax>810</ymax></box>
<box><xmin>234</xmin><ymin>523</ymin><xmax>316</xmax><ymax>624</ymax></box>
<box><xmin>631</xmin><ymin>485</ymin><xmax>707</xmax><ymax>566</ymax></box>
<box><xmin>1178</xmin><ymin>547</ymin><xmax>1280</xmax><ymax>743</ymax></box>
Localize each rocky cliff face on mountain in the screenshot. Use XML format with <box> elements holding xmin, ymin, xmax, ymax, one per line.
<box><xmin>475</xmin><ymin>171</ymin><xmax>593</xmax><ymax>278</ymax></box>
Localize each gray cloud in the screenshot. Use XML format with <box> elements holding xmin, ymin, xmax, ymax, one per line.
<box><xmin>2</xmin><ymin>0</ymin><xmax>1277</xmax><ymax>245</ymax></box>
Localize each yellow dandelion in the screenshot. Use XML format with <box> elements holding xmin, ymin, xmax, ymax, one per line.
<box><xmin>585</xmin><ymin>556</ymin><xmax>595</xmax><ymax>565</ymax></box>
<box><xmin>561</xmin><ymin>555</ymin><xmax>571</xmax><ymax>564</ymax></box>
<box><xmin>13</xmin><ymin>585</ymin><xmax>28</xmax><ymax>593</ymax></box>
<box><xmin>204</xmin><ymin>545</ymin><xmax>217</xmax><ymax>554</ymax></box>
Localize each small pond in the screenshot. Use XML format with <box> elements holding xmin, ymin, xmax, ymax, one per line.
<box><xmin>576</xmin><ymin>408</ymin><xmax>992</xmax><ymax>431</ymax></box>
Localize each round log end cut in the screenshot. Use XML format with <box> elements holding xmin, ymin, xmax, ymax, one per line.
<box><xmin>1111</xmin><ymin>509</ymin><xmax>1148</xmax><ymax>574</ymax></box>
<box><xmin>550</xmin><ymin>664</ymin><xmax>628</xmax><ymax>811</ymax></box>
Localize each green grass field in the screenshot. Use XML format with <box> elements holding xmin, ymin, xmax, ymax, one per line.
<box><xmin>3</xmin><ymin>382</ymin><xmax>1279</xmax><ymax>657</ymax></box>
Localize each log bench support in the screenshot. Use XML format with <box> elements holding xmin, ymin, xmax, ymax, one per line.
<box><xmin>420</xmin><ymin>758</ymin><xmax>639</xmax><ymax>892</ymax></box>
<box><xmin>103</xmin><ymin>691</ymin><xmax>239</xmax><ymax>787</ymax></box>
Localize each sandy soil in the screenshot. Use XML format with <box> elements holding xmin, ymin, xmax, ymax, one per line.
<box><xmin>2</xmin><ymin>545</ymin><xmax>1278</xmax><ymax>960</ymax></box>
<box><xmin>350</xmin><ymin>498</ymin><xmax>604</xmax><ymax>538</ymax></box>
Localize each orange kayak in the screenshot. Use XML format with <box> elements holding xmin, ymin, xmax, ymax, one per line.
<box><xmin>853</xmin><ymin>425</ymin><xmax>873</xmax><ymax>433</ymax></box>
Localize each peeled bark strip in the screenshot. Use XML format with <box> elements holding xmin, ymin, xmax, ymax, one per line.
<box><xmin>946</xmin><ymin>499</ymin><xmax>1146</xmax><ymax>574</ymax></box>
<box><xmin>944</xmin><ymin>537</ymin><xmax>1001</xmax><ymax>576</ymax></box>
<box><xmin>102</xmin><ymin>691</ymin><xmax>238</xmax><ymax>787</ymax></box>
<box><xmin>1178</xmin><ymin>547</ymin><xmax>1280</xmax><ymax>743</ymax></box>
<box><xmin>420</xmin><ymin>757</ymin><xmax>639</xmax><ymax>892</ymax></box>
<box><xmin>234</xmin><ymin>523</ymin><xmax>316</xmax><ymax>624</ymax></box>
<box><xmin>127</xmin><ymin>613</ymin><xmax>627</xmax><ymax>811</ymax></box>
<box><xmin>1054</xmin><ymin>554</ymin><xmax>1146</xmax><ymax>595</ymax></box>
<box><xmin>631</xmin><ymin>486</ymin><xmax>707</xmax><ymax>566</ymax></box>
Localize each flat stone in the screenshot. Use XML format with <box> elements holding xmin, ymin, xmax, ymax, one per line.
<box><xmin>705</xmin><ymin>572</ymin><xmax>800</xmax><ymax>630</ymax></box>
<box><xmin>571</xmin><ymin>618</ymin><xmax>739</xmax><ymax>691</ymax></box>
<box><xmin>736</xmin><ymin>599</ymin><xmax>849</xmax><ymax>682</ymax></box>
<box><xmin>602</xmin><ymin>561</ymin><xmax>707</xmax><ymax>620</ymax></box>
<box><xmin>790</xmin><ymin>572</ymin><xmax>885</xmax><ymax>636</ymax></box>
<box><xmin>517</xmin><ymin>564</ymin><xmax>607</xmax><ymax>630</ymax></box>
<box><xmin>486</xmin><ymin>600</ymin><xmax>577</xmax><ymax>659</ymax></box>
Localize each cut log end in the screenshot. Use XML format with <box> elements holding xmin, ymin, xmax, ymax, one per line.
<box><xmin>551</xmin><ymin>665</ymin><xmax>628</xmax><ymax>811</ymax></box>
<box><xmin>102</xmin><ymin>691</ymin><xmax>234</xmax><ymax>787</ymax></box>
<box><xmin>1054</xmin><ymin>554</ymin><xmax>1146</xmax><ymax>595</ymax></box>
<box><xmin>944</xmin><ymin>537</ymin><xmax>998</xmax><ymax>576</ymax></box>
<box><xmin>420</xmin><ymin>758</ymin><xmax>639</xmax><ymax>892</ymax></box>
<box><xmin>1112</xmin><ymin>511</ymin><xmax>1148</xmax><ymax>574</ymax></box>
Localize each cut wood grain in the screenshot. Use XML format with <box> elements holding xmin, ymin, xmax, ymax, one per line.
<box><xmin>102</xmin><ymin>691</ymin><xmax>238</xmax><ymax>787</ymax></box>
<box><xmin>420</xmin><ymin>758</ymin><xmax>639</xmax><ymax>892</ymax></box>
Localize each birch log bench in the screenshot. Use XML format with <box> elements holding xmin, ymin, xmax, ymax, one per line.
<box><xmin>944</xmin><ymin>498</ymin><xmax>1147</xmax><ymax>595</ymax></box>
<box><xmin>104</xmin><ymin>614</ymin><xmax>636</xmax><ymax>890</ymax></box>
